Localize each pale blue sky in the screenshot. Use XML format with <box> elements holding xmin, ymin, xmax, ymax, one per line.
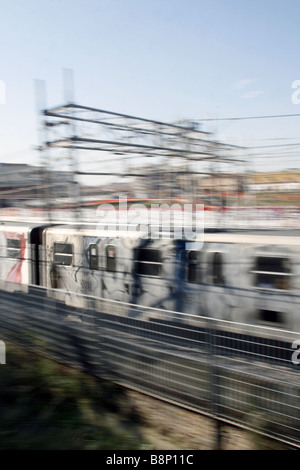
<box><xmin>1</xmin><ymin>0</ymin><xmax>300</xmax><ymax>170</ymax></box>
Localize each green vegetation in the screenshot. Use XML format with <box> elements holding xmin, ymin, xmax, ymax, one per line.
<box><xmin>0</xmin><ymin>342</ymin><xmax>145</xmax><ymax>450</ymax></box>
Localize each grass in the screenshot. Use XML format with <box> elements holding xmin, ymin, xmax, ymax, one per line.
<box><xmin>0</xmin><ymin>342</ymin><xmax>145</xmax><ymax>450</ymax></box>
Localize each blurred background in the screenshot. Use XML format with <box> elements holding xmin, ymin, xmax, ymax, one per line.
<box><xmin>0</xmin><ymin>0</ymin><xmax>300</xmax><ymax>225</ymax></box>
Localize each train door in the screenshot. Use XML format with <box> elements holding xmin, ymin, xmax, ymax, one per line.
<box><xmin>249</xmin><ymin>248</ymin><xmax>297</xmax><ymax>330</ymax></box>
<box><xmin>81</xmin><ymin>237</ymin><xmax>102</xmax><ymax>298</ymax></box>
<box><xmin>29</xmin><ymin>225</ymin><xmax>51</xmax><ymax>286</ymax></box>
<box><xmin>101</xmin><ymin>242</ymin><xmax>121</xmax><ymax>301</ymax></box>
<box><xmin>97</xmin><ymin>237</ymin><xmax>134</xmax><ymax>304</ymax></box>
<box><xmin>132</xmin><ymin>239</ymin><xmax>177</xmax><ymax>310</ymax></box>
<box><xmin>203</xmin><ymin>245</ymin><xmax>240</xmax><ymax>321</ymax></box>
<box><xmin>177</xmin><ymin>244</ymin><xmax>205</xmax><ymax>315</ymax></box>
<box><xmin>50</xmin><ymin>242</ymin><xmax>76</xmax><ymax>290</ymax></box>
<box><xmin>43</xmin><ymin>229</ymin><xmax>84</xmax><ymax>306</ymax></box>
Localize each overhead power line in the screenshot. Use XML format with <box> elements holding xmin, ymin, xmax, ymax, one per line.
<box><xmin>247</xmin><ymin>142</ymin><xmax>300</xmax><ymax>149</ymax></box>
<box><xmin>196</xmin><ymin>113</ymin><xmax>300</xmax><ymax>122</ymax></box>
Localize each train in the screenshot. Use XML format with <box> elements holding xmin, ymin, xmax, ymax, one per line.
<box><xmin>0</xmin><ymin>220</ymin><xmax>300</xmax><ymax>335</ymax></box>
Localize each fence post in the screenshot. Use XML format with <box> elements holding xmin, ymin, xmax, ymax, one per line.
<box><xmin>207</xmin><ymin>316</ymin><xmax>223</xmax><ymax>449</ymax></box>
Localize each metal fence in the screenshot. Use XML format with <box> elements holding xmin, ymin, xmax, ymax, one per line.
<box><xmin>0</xmin><ymin>282</ymin><xmax>299</xmax><ymax>448</ymax></box>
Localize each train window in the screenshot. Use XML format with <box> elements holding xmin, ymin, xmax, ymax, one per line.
<box><xmin>53</xmin><ymin>243</ymin><xmax>73</xmax><ymax>266</ymax></box>
<box><xmin>7</xmin><ymin>239</ymin><xmax>21</xmax><ymax>259</ymax></box>
<box><xmin>134</xmin><ymin>248</ymin><xmax>162</xmax><ymax>277</ymax></box>
<box><xmin>212</xmin><ymin>252</ymin><xmax>224</xmax><ymax>285</ymax></box>
<box><xmin>252</xmin><ymin>256</ymin><xmax>291</xmax><ymax>290</ymax></box>
<box><xmin>186</xmin><ymin>251</ymin><xmax>201</xmax><ymax>283</ymax></box>
<box><xmin>89</xmin><ymin>244</ymin><xmax>98</xmax><ymax>270</ymax></box>
<box><xmin>258</xmin><ymin>309</ymin><xmax>283</xmax><ymax>324</ymax></box>
<box><xmin>106</xmin><ymin>245</ymin><xmax>116</xmax><ymax>272</ymax></box>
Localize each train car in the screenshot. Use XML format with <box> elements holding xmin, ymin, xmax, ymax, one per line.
<box><xmin>0</xmin><ymin>221</ymin><xmax>49</xmax><ymax>291</ymax></box>
<box><xmin>1</xmin><ymin>221</ymin><xmax>300</xmax><ymax>333</ymax></box>
<box><xmin>41</xmin><ymin>224</ymin><xmax>203</xmax><ymax>312</ymax></box>
<box><xmin>199</xmin><ymin>230</ymin><xmax>300</xmax><ymax>332</ymax></box>
<box><xmin>41</xmin><ymin>224</ymin><xmax>300</xmax><ymax>332</ymax></box>
<box><xmin>42</xmin><ymin>225</ymin><xmax>140</xmax><ymax>308</ymax></box>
